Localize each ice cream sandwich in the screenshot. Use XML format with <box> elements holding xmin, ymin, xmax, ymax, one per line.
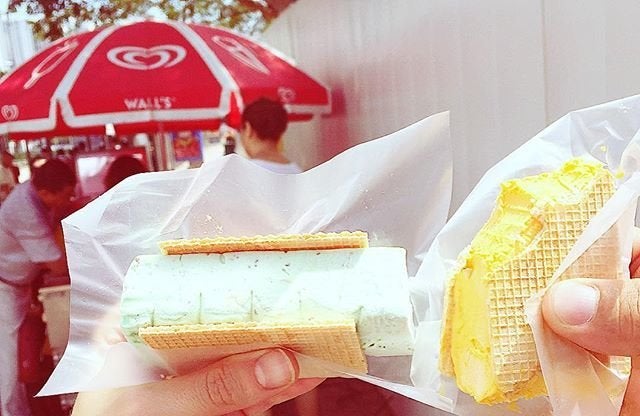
<box><xmin>439</xmin><ymin>158</ymin><xmax>620</xmax><ymax>404</ymax></box>
<box><xmin>121</xmin><ymin>231</ymin><xmax>415</xmax><ymax>373</ymax></box>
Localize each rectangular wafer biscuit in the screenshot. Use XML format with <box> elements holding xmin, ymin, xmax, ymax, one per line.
<box><xmin>139</xmin><ymin>319</ymin><xmax>368</xmax><ymax>372</ymax></box>
<box><xmin>159</xmin><ymin>231</ymin><xmax>369</xmax><ymax>255</ymax></box>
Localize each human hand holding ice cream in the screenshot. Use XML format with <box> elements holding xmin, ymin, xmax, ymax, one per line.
<box><xmin>542</xmin><ymin>228</ymin><xmax>640</xmax><ymax>416</ymax></box>
<box><xmin>71</xmin><ymin>348</ymin><xmax>324</xmax><ymax>416</ymax></box>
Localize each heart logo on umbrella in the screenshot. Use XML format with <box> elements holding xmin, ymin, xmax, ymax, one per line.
<box><xmin>278</xmin><ymin>87</ymin><xmax>296</xmax><ymax>103</ymax></box>
<box><xmin>107</xmin><ymin>45</ymin><xmax>187</xmax><ymax>70</ymax></box>
<box><xmin>1</xmin><ymin>105</ymin><xmax>19</xmax><ymax>121</ymax></box>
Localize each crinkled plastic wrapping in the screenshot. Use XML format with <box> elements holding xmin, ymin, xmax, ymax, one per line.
<box><xmin>410</xmin><ymin>95</ymin><xmax>640</xmax><ymax>415</ymax></box>
<box><xmin>39</xmin><ymin>111</ymin><xmax>453</xmax><ymax>397</ymax></box>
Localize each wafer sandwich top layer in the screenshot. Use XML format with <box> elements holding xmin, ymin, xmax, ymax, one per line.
<box><xmin>439</xmin><ymin>158</ymin><xmax>617</xmax><ymax>404</ymax></box>
<box><xmin>121</xmin><ymin>243</ymin><xmax>415</xmax><ymax>359</ymax></box>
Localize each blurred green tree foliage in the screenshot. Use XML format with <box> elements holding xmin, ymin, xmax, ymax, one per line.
<box><xmin>9</xmin><ymin>0</ymin><xmax>281</xmax><ymax>41</ymax></box>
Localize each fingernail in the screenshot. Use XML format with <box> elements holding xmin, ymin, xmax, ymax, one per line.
<box><xmin>552</xmin><ymin>280</ymin><xmax>599</xmax><ymax>325</ymax></box>
<box><xmin>255</xmin><ymin>350</ymin><xmax>295</xmax><ymax>389</ymax></box>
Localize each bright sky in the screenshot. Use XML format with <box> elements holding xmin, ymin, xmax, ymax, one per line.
<box><xmin>3</xmin><ymin>2</ymin><xmax>40</xmax><ymax>22</ymax></box>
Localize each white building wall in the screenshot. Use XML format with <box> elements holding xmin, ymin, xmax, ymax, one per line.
<box><xmin>264</xmin><ymin>0</ymin><xmax>640</xmax><ymax>214</ymax></box>
<box><xmin>0</xmin><ymin>14</ymin><xmax>37</xmax><ymax>73</ymax></box>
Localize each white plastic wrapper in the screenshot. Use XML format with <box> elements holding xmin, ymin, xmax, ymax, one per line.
<box><xmin>411</xmin><ymin>95</ymin><xmax>640</xmax><ymax>415</ymax></box>
<box><xmin>40</xmin><ymin>111</ymin><xmax>453</xmax><ymax>397</ymax></box>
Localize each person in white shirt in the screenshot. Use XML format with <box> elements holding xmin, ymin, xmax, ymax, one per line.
<box><xmin>239</xmin><ymin>98</ymin><xmax>303</xmax><ymax>174</ymax></box>
<box><xmin>0</xmin><ymin>159</ymin><xmax>75</xmax><ymax>416</ymax></box>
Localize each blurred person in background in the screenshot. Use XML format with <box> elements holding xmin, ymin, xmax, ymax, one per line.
<box><xmin>2</xmin><ymin>150</ymin><xmax>20</xmax><ymax>183</ymax></box>
<box><xmin>240</xmin><ymin>98</ymin><xmax>303</xmax><ymax>174</ymax></box>
<box><xmin>103</xmin><ymin>155</ymin><xmax>147</xmax><ymax>190</ymax></box>
<box><xmin>0</xmin><ymin>159</ymin><xmax>76</xmax><ymax>416</ymax></box>
<box><xmin>0</xmin><ymin>150</ymin><xmax>18</xmax><ymax>204</ymax></box>
<box><xmin>63</xmin><ymin>155</ymin><xmax>148</xmax><ymax>217</ymax></box>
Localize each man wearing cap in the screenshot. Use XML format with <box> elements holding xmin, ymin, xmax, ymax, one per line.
<box><xmin>0</xmin><ymin>159</ymin><xmax>76</xmax><ymax>416</ymax></box>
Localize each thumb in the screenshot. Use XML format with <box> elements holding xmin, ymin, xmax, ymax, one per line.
<box><xmin>542</xmin><ymin>278</ymin><xmax>640</xmax><ymax>357</ymax></box>
<box><xmin>74</xmin><ymin>348</ymin><xmax>301</xmax><ymax>416</ymax></box>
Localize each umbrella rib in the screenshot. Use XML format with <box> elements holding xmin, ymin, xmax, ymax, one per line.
<box><xmin>54</xmin><ymin>26</ymin><xmax>120</xmax><ymax>124</ymax></box>
<box><xmin>167</xmin><ymin>20</ymin><xmax>241</xmax><ymax>114</ymax></box>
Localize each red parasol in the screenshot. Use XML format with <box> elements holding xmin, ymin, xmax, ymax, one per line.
<box><xmin>0</xmin><ymin>20</ymin><xmax>331</xmax><ymax>138</ymax></box>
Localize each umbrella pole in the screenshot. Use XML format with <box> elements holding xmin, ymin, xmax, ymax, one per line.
<box><xmin>152</xmin><ymin>132</ymin><xmax>162</xmax><ymax>171</ymax></box>
<box><xmin>25</xmin><ymin>140</ymin><xmax>31</xmax><ymax>164</ymax></box>
<box><xmin>154</xmin><ymin>123</ymin><xmax>170</xmax><ymax>171</ymax></box>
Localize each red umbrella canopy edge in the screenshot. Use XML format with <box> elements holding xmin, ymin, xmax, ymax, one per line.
<box><xmin>0</xmin><ymin>20</ymin><xmax>331</xmax><ymax>138</ymax></box>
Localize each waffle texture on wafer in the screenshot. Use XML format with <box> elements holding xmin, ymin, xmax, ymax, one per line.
<box><xmin>121</xmin><ymin>235</ymin><xmax>414</xmax><ymax>374</ymax></box>
<box><xmin>139</xmin><ymin>320</ymin><xmax>367</xmax><ymax>372</ymax></box>
<box><xmin>159</xmin><ymin>231</ymin><xmax>369</xmax><ymax>255</ymax></box>
<box><xmin>440</xmin><ymin>158</ymin><xmax>619</xmax><ymax>404</ymax></box>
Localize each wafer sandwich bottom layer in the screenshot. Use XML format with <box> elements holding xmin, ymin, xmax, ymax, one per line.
<box><xmin>440</xmin><ymin>158</ymin><xmax>621</xmax><ymax>404</ymax></box>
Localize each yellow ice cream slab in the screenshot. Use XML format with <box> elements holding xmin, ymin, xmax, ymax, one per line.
<box><xmin>440</xmin><ymin>158</ymin><xmax>617</xmax><ymax>404</ymax></box>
